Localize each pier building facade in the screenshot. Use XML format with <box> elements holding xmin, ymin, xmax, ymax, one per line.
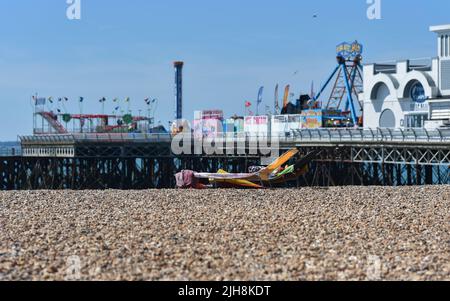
<box><xmin>363</xmin><ymin>25</ymin><xmax>450</xmax><ymax>129</ymax></box>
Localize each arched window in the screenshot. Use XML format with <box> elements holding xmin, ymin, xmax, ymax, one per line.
<box><xmin>370</xmin><ymin>82</ymin><xmax>391</xmax><ymax>113</ymax></box>
<box><xmin>379</xmin><ymin>109</ymin><xmax>396</xmax><ymax>128</ymax></box>
<box><xmin>371</xmin><ymin>82</ymin><xmax>390</xmax><ymax>101</ymax></box>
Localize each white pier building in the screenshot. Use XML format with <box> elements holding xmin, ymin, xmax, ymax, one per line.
<box><xmin>363</xmin><ymin>24</ymin><xmax>450</xmax><ymax>129</ymax></box>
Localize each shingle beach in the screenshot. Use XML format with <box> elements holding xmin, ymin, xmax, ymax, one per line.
<box><xmin>1</xmin><ymin>187</ymin><xmax>449</xmax><ymax>281</ymax></box>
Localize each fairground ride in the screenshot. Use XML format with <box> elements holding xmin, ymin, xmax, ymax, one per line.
<box><xmin>310</xmin><ymin>41</ymin><xmax>364</xmax><ymax>127</ymax></box>
<box><xmin>32</xmin><ymin>97</ymin><xmax>159</xmax><ymax>135</ymax></box>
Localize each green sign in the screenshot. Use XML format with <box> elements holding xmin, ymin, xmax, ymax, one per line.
<box><xmin>123</xmin><ymin>114</ymin><xmax>133</xmax><ymax>125</ymax></box>
<box><xmin>62</xmin><ymin>114</ymin><xmax>72</xmax><ymax>123</ymax></box>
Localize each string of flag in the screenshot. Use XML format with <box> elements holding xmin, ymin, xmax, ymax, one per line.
<box><xmin>33</xmin><ymin>96</ymin><xmax>158</xmax><ymax>116</ymax></box>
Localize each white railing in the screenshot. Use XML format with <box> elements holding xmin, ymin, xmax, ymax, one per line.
<box><xmin>163</xmin><ymin>128</ymin><xmax>450</xmax><ymax>144</ymax></box>
<box><xmin>20</xmin><ymin>133</ymin><xmax>172</xmax><ymax>144</ymax></box>
<box><xmin>19</xmin><ymin>128</ymin><xmax>450</xmax><ymax>145</ymax></box>
<box><xmin>276</xmin><ymin>128</ymin><xmax>450</xmax><ymax>144</ymax></box>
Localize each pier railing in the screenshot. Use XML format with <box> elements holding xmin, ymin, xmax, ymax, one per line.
<box><xmin>19</xmin><ymin>128</ymin><xmax>450</xmax><ymax>146</ymax></box>
<box><xmin>277</xmin><ymin>128</ymin><xmax>450</xmax><ymax>144</ymax></box>
<box><xmin>20</xmin><ymin>133</ymin><xmax>172</xmax><ymax>144</ymax></box>
<box><xmin>0</xmin><ymin>147</ymin><xmax>21</xmax><ymax>157</ymax></box>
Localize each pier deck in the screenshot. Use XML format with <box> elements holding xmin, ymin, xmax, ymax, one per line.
<box><xmin>0</xmin><ymin>128</ymin><xmax>448</xmax><ymax>190</ymax></box>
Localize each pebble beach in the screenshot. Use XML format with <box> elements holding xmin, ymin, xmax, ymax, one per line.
<box><xmin>1</xmin><ymin>186</ymin><xmax>449</xmax><ymax>281</ymax></box>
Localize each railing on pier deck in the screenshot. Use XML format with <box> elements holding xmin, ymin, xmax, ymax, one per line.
<box><xmin>20</xmin><ymin>128</ymin><xmax>450</xmax><ymax>146</ymax></box>
<box><xmin>20</xmin><ymin>133</ymin><xmax>172</xmax><ymax>144</ymax></box>
<box><xmin>278</xmin><ymin>128</ymin><xmax>450</xmax><ymax>145</ymax></box>
<box><xmin>0</xmin><ymin>147</ymin><xmax>21</xmax><ymax>157</ymax></box>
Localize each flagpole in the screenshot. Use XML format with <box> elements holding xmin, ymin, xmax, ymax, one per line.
<box><xmin>153</xmin><ymin>99</ymin><xmax>158</xmax><ymax>128</ymax></box>
<box><xmin>256</xmin><ymin>87</ymin><xmax>264</xmax><ymax>116</ymax></box>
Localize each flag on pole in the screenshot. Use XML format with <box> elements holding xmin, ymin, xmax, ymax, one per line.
<box><xmin>256</xmin><ymin>86</ymin><xmax>264</xmax><ymax>116</ymax></box>
<box><xmin>282</xmin><ymin>85</ymin><xmax>290</xmax><ymax>108</ymax></box>
<box><xmin>35</xmin><ymin>97</ymin><xmax>46</xmax><ymax>106</ymax></box>
<box><xmin>257</xmin><ymin>86</ymin><xmax>264</xmax><ymax>105</ymax></box>
<box><xmin>274</xmin><ymin>84</ymin><xmax>280</xmax><ymax>114</ymax></box>
<box><xmin>78</xmin><ymin>97</ymin><xmax>84</xmax><ymax>116</ymax></box>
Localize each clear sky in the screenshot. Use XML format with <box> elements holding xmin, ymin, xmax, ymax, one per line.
<box><xmin>0</xmin><ymin>0</ymin><xmax>449</xmax><ymax>140</ymax></box>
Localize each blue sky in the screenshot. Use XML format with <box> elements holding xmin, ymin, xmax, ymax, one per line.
<box><xmin>0</xmin><ymin>0</ymin><xmax>449</xmax><ymax>140</ymax></box>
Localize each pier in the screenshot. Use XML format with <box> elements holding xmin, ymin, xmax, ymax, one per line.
<box><xmin>0</xmin><ymin>128</ymin><xmax>448</xmax><ymax>190</ymax></box>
